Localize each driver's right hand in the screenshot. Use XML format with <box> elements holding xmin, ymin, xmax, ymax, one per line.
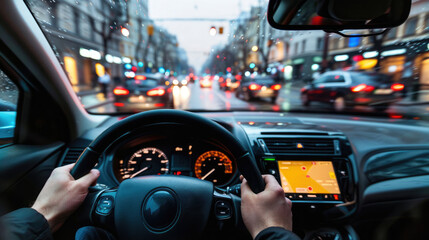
<box><xmin>241</xmin><ymin>174</ymin><xmax>293</xmax><ymax>239</ymax></box>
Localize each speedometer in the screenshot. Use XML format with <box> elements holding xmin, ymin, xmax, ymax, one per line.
<box><xmin>194</xmin><ymin>151</ymin><xmax>235</xmax><ymax>185</ymax></box>
<box><xmin>118</xmin><ymin>147</ymin><xmax>169</xmax><ymax>181</ymax></box>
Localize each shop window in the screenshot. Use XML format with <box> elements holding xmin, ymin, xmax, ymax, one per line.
<box><xmin>348</xmin><ymin>37</ymin><xmax>360</xmax><ymax>48</ymax></box>
<box><xmin>316</xmin><ymin>38</ymin><xmax>323</xmax><ymax>51</ymax></box>
<box><xmin>0</xmin><ymin>69</ymin><xmax>18</xmax><ymax>145</ymax></box>
<box><xmin>302</xmin><ymin>40</ymin><xmax>306</xmax><ymax>53</ymax></box>
<box><xmin>95</xmin><ymin>63</ymin><xmax>105</xmax><ymax>77</ymax></box>
<box><xmin>64</xmin><ymin>56</ymin><xmax>79</xmax><ymax>85</ymax></box>
<box><xmin>425</xmin><ymin>15</ymin><xmax>429</xmax><ymax>32</ymax></box>
<box><xmin>386</xmin><ymin>28</ymin><xmax>397</xmax><ymax>40</ymax></box>
<box><xmin>404</xmin><ymin>17</ymin><xmax>418</xmax><ymax>36</ymax></box>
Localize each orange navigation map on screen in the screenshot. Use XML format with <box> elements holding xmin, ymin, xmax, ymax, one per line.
<box><xmin>278</xmin><ymin>161</ymin><xmax>340</xmax><ymax>194</ymax></box>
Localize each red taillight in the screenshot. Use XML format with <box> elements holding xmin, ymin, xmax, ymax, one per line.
<box><xmin>147</xmin><ymin>88</ymin><xmax>166</xmax><ymax>96</ymax></box>
<box><xmin>114</xmin><ymin>102</ymin><xmax>125</xmax><ymax>107</ymax></box>
<box><xmin>271</xmin><ymin>84</ymin><xmax>282</xmax><ymax>90</ymax></box>
<box><xmin>249</xmin><ymin>84</ymin><xmax>262</xmax><ymax>91</ymax></box>
<box><xmin>135</xmin><ymin>75</ymin><xmax>147</xmax><ymax>80</ymax></box>
<box><xmin>113</xmin><ymin>87</ymin><xmax>129</xmax><ymax>95</ymax></box>
<box><xmin>351</xmin><ymin>84</ymin><xmax>374</xmax><ymax>93</ymax></box>
<box><xmin>391</xmin><ymin>83</ymin><xmax>404</xmax><ymax>91</ymax></box>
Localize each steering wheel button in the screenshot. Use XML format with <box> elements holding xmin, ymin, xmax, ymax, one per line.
<box><xmin>215</xmin><ymin>200</ymin><xmax>232</xmax><ymax>220</ymax></box>
<box><xmin>96</xmin><ymin>196</ymin><xmax>114</xmax><ymax>215</ymax></box>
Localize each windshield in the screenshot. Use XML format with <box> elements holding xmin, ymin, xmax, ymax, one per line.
<box><xmin>25</xmin><ymin>0</ymin><xmax>429</xmax><ymax>119</ymax></box>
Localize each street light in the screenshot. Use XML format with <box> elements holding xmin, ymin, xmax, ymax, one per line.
<box><xmin>251</xmin><ymin>45</ymin><xmax>259</xmax><ymax>52</ymax></box>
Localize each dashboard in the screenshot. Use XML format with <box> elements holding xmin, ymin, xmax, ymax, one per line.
<box><xmin>108</xmin><ymin>134</ymin><xmax>237</xmax><ymax>187</ymax></box>
<box><xmin>59</xmin><ymin>112</ymin><xmax>429</xmax><ymax>240</ymax></box>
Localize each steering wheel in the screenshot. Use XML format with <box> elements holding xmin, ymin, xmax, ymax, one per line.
<box><xmin>70</xmin><ymin>110</ymin><xmax>265</xmax><ymax>239</ymax></box>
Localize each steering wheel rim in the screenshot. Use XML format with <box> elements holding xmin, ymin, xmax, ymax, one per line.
<box><xmin>71</xmin><ymin>109</ymin><xmax>264</xmax><ymax>239</ymax></box>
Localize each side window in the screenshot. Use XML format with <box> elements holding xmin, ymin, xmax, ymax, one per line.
<box><xmin>313</xmin><ymin>75</ymin><xmax>330</xmax><ymax>84</ymax></box>
<box><xmin>0</xmin><ymin>69</ymin><xmax>18</xmax><ymax>145</ymax></box>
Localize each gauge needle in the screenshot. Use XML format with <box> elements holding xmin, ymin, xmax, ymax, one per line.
<box><xmin>201</xmin><ymin>168</ymin><xmax>215</xmax><ymax>180</ymax></box>
<box><xmin>130</xmin><ymin>166</ymin><xmax>150</xmax><ymax>178</ymax></box>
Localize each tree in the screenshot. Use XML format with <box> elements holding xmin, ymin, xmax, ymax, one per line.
<box><xmin>369</xmin><ymin>29</ymin><xmax>391</xmax><ymax>72</ymax></box>
<box><xmin>88</xmin><ymin>0</ymin><xmax>128</xmax><ymax>61</ymax></box>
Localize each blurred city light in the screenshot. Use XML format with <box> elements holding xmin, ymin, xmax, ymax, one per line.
<box><xmin>121</xmin><ymin>27</ymin><xmax>130</xmax><ymax>37</ymax></box>
<box><xmin>334</xmin><ymin>55</ymin><xmax>349</xmax><ymax>62</ymax></box>
<box><xmin>209</xmin><ymin>27</ymin><xmax>217</xmax><ymax>36</ymax></box>
<box><xmin>122</xmin><ymin>57</ymin><xmax>131</xmax><ymax>63</ymax></box>
<box><xmin>249</xmin><ymin>63</ymin><xmax>256</xmax><ymax>69</ymax></box>
<box><xmin>138</xmin><ymin>62</ymin><xmax>144</xmax><ymax>68</ymax></box>
<box><xmin>251</xmin><ymin>45</ymin><xmax>259</xmax><ymax>52</ymax></box>
<box><xmin>124</xmin><ymin>64</ymin><xmax>132</xmax><ymax>70</ymax></box>
<box><xmin>363</xmin><ymin>51</ymin><xmax>379</xmax><ymax>58</ymax></box>
<box><xmin>311</xmin><ymin>64</ymin><xmax>320</xmax><ymax>71</ymax></box>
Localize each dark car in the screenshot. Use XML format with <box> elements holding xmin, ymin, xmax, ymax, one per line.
<box><xmin>113</xmin><ymin>73</ymin><xmax>173</xmax><ymax>112</ymax></box>
<box><xmin>301</xmin><ymin>71</ymin><xmax>405</xmax><ymax>112</ymax></box>
<box><xmin>235</xmin><ymin>76</ymin><xmax>282</xmax><ymax>103</ymax></box>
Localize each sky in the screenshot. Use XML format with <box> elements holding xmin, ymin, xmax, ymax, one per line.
<box><xmin>148</xmin><ymin>0</ymin><xmax>261</xmax><ymax>72</ymax></box>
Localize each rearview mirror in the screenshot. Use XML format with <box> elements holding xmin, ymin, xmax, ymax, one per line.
<box><xmin>267</xmin><ymin>0</ymin><xmax>411</xmax><ymax>31</ymax></box>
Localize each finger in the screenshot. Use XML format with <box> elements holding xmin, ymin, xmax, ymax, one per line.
<box><xmin>262</xmin><ymin>174</ymin><xmax>281</xmax><ymax>189</ymax></box>
<box><xmin>59</xmin><ymin>163</ymin><xmax>76</xmax><ymax>172</ymax></box>
<box><xmin>75</xmin><ymin>169</ymin><xmax>100</xmax><ymax>189</ymax></box>
<box><xmin>239</xmin><ymin>175</ymin><xmax>244</xmax><ymax>182</ymax></box>
<box><xmin>240</xmin><ymin>178</ymin><xmax>254</xmax><ymax>197</ymax></box>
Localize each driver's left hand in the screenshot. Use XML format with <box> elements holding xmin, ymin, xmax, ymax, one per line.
<box><xmin>32</xmin><ymin>164</ymin><xmax>100</xmax><ymax>232</ymax></box>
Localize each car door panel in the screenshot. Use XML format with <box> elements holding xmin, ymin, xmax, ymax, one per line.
<box><xmin>0</xmin><ymin>142</ymin><xmax>64</xmax><ymax>213</ymax></box>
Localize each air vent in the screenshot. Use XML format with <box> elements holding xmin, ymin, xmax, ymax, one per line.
<box><xmin>61</xmin><ymin>148</ymin><xmax>85</xmax><ymax>166</ymax></box>
<box><xmin>261</xmin><ymin>132</ymin><xmax>328</xmax><ymax>136</ymax></box>
<box><xmin>261</xmin><ymin>138</ymin><xmax>340</xmax><ymax>155</ymax></box>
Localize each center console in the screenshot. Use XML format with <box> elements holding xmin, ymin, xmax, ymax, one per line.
<box><xmin>238</xmin><ymin>120</ymin><xmax>359</xmax><ymax>239</ymax></box>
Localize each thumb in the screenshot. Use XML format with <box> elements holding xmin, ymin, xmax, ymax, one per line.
<box><xmin>75</xmin><ymin>169</ymin><xmax>100</xmax><ymax>189</ymax></box>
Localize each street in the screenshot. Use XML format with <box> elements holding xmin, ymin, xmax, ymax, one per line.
<box><xmin>80</xmin><ymin>80</ymin><xmax>429</xmax><ymax>119</ymax></box>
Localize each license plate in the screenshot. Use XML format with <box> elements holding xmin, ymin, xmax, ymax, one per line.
<box><xmin>374</xmin><ymin>89</ymin><xmax>393</xmax><ymax>95</ymax></box>
<box><xmin>129</xmin><ymin>96</ymin><xmax>146</xmax><ymax>103</ymax></box>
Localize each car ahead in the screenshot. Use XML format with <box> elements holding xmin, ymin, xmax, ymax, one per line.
<box><xmin>113</xmin><ymin>74</ymin><xmax>173</xmax><ymax>112</ymax></box>
<box><xmin>301</xmin><ymin>71</ymin><xmax>405</xmax><ymax>112</ymax></box>
<box><xmin>235</xmin><ymin>76</ymin><xmax>282</xmax><ymax>103</ymax></box>
<box><xmin>220</xmin><ymin>75</ymin><xmax>241</xmax><ymax>91</ymax></box>
<box><xmin>199</xmin><ymin>76</ymin><xmax>213</xmax><ymax>88</ymax></box>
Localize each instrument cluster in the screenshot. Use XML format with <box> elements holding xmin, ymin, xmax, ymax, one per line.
<box><xmin>111</xmin><ymin>137</ymin><xmax>237</xmax><ymax>187</ymax></box>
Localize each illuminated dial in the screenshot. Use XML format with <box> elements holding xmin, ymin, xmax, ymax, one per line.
<box><xmin>118</xmin><ymin>147</ymin><xmax>169</xmax><ymax>181</ymax></box>
<box><xmin>194</xmin><ymin>151</ymin><xmax>234</xmax><ymax>185</ymax></box>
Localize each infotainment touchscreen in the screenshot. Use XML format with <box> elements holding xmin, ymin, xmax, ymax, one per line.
<box><xmin>277</xmin><ymin>161</ymin><xmax>340</xmax><ymax>195</ymax></box>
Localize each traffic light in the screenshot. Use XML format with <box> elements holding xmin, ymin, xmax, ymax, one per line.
<box><xmin>147</xmin><ymin>25</ymin><xmax>154</xmax><ymax>36</ymax></box>
<box><xmin>209</xmin><ymin>26</ymin><xmax>217</xmax><ymax>36</ymax></box>
<box><xmin>209</xmin><ymin>26</ymin><xmax>224</xmax><ymax>36</ymax></box>
<box><xmin>121</xmin><ymin>27</ymin><xmax>130</xmax><ymax>37</ymax></box>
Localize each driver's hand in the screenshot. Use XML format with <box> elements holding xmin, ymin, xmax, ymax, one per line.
<box><xmin>32</xmin><ymin>164</ymin><xmax>100</xmax><ymax>232</ymax></box>
<box><xmin>241</xmin><ymin>175</ymin><xmax>293</xmax><ymax>239</ymax></box>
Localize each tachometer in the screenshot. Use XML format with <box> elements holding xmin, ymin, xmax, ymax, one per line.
<box><xmin>118</xmin><ymin>147</ymin><xmax>169</xmax><ymax>181</ymax></box>
<box><xmin>194</xmin><ymin>151</ymin><xmax>234</xmax><ymax>185</ymax></box>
